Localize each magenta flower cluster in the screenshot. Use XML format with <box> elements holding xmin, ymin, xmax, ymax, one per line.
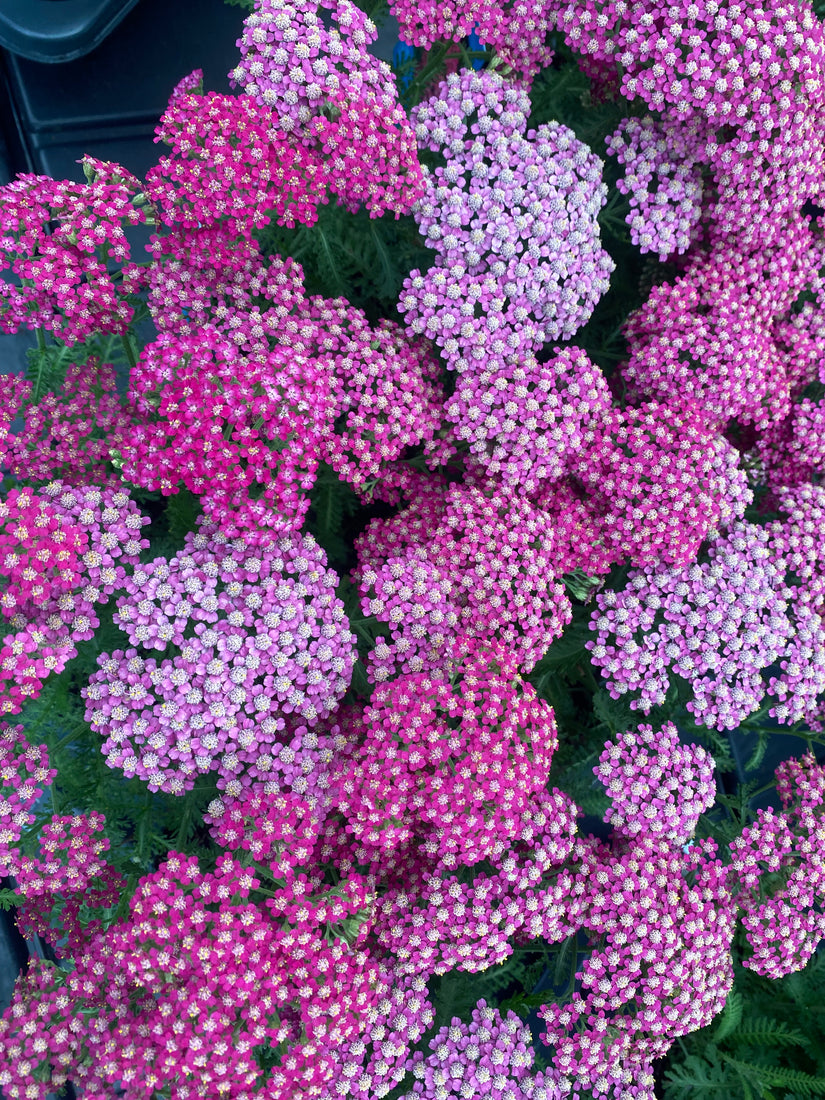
<box><xmin>0</xmin><ymin>158</ymin><xmax>150</xmax><ymax>344</ymax></box>
<box><xmin>1</xmin><ymin>481</ymin><xmax>149</xmax><ymax>716</ymax></box>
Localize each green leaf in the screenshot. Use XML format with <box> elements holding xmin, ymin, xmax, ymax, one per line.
<box><xmin>724</xmin><ymin>1058</ymin><xmax>825</xmax><ymax>1097</ymax></box>
<box><xmin>727</xmin><ymin>1019</ymin><xmax>811</xmax><ymax>1051</ymax></box>
<box><xmin>714</xmin><ymin>992</ymin><xmax>744</xmax><ymax>1042</ymax></box>
<box><xmin>663</xmin><ymin>1053</ymin><xmax>733</xmax><ymax>1098</ymax></box>
<box><xmin>165</xmin><ymin>488</ymin><xmax>203</xmax><ymax>546</ymax></box>
<box><xmin>0</xmin><ymin>888</ymin><xmax>23</xmax><ymax>910</ymax></box>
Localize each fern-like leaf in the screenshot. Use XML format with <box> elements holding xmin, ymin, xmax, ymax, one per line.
<box><xmin>0</xmin><ymin>888</ymin><xmax>23</xmax><ymax>910</ymax></box>
<box><xmin>727</xmin><ymin>1018</ymin><xmax>811</xmax><ymax>1051</ymax></box>
<box><xmin>663</xmin><ymin>1053</ymin><xmax>733</xmax><ymax>1098</ymax></box>
<box><xmin>724</xmin><ymin>1057</ymin><xmax>825</xmax><ymax>1097</ymax></box>
<box><xmin>714</xmin><ymin>991</ymin><xmax>744</xmax><ymax>1042</ymax></box>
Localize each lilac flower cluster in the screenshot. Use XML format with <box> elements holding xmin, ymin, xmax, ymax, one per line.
<box><xmin>82</xmin><ymin>526</ymin><xmax>356</xmax><ymax>793</ymax></box>
<box><xmin>403</xmin><ymin>1000</ymin><xmax>569</xmax><ymax>1100</ymax></box>
<box><xmin>587</xmin><ymin>522</ymin><xmax>796</xmax><ymax>730</ymax></box>
<box><xmin>398</xmin><ymin>69</ymin><xmax>614</xmax><ymax>374</ymax></box>
<box><xmin>606</xmin><ymin>115</ymin><xmax>706</xmax><ymax>260</ymax></box>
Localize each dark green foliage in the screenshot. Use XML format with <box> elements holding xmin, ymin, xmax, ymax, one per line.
<box><xmin>665</xmin><ymin>950</ymin><xmax>825</xmax><ymax>1100</ymax></box>
<box><xmin>303</xmin><ymin>462</ymin><xmax>363</xmax><ymax>573</ymax></box>
<box><xmin>258</xmin><ymin>201</ymin><xmax>435</xmax><ymax>322</ymax></box>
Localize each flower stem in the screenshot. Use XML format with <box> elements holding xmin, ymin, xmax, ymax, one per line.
<box><xmin>120</xmin><ymin>331</ymin><xmax>137</xmax><ymax>373</ymax></box>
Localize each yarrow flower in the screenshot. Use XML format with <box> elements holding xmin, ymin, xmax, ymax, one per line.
<box><xmin>306</xmin><ymin>296</ymin><xmax>444</xmax><ymax>498</ymax></box>
<box><xmin>539</xmin><ymin>836</ymin><xmax>736</xmax><ymax>1100</ymax></box>
<box><xmin>0</xmin><ymin>723</ymin><xmax>56</xmax><ymax>864</ymax></box>
<box><xmin>84</xmin><ymin>526</ymin><xmax>356</xmax><ymax>793</ymax></box>
<box><xmin>331</xmin><ymin>645</ymin><xmax>558</xmax><ymax>869</ymax></box>
<box><xmin>403</xmin><ymin>999</ymin><xmax>569</xmax><ymax>1099</ymax></box>
<box><xmin>445</xmin><ymin>346</ymin><xmax>612</xmax><ymax>493</ymax></box>
<box><xmin>586</xmin><ymin>522</ymin><xmax>809</xmax><ymax>730</ymax></box>
<box><xmin>1</xmin><ymin>482</ymin><xmax>149</xmax><ymax>715</ymax></box>
<box><xmin>118</xmin><ymin>325</ymin><xmax>334</xmax><ymax>540</ymax></box>
<box><xmin>606</xmin><ymin>116</ymin><xmax>706</xmax><ymax>260</ymax></box>
<box><xmin>0</xmin><ymin>848</ymin><xmax>387</xmax><ymax>1100</ymax></box>
<box><xmin>356</xmin><ymin>477</ymin><xmax>572</xmax><ymax>680</ymax></box>
<box><xmin>570</xmin><ymin>401</ymin><xmax>752</xmax><ymax>569</ymax></box>
<box><xmin>595</xmin><ymin>722</ymin><xmax>717</xmax><ymax>845</ymax></box>
<box><xmin>551</xmin><ymin>0</ymin><xmax>825</xmax><ymax>243</ymax></box>
<box><xmin>622</xmin><ymin>212</ymin><xmax>825</xmax><ymax>431</ymax></box>
<box><xmin>0</xmin><ymin>158</ymin><xmax>152</xmax><ymax>344</ymax></box>
<box><xmin>128</xmin><ymin>224</ymin><xmax>308</xmax><ymax>357</ymax></box>
<box><xmin>0</xmin><ymin>361</ymin><xmax>130</xmax><ymax>486</ymax></box>
<box><xmin>388</xmin><ymin>0</ymin><xmax>556</xmax><ymax>82</ymax></box>
<box><xmin>399</xmin><ymin>69</ymin><xmax>613</xmax><ymax>371</ymax></box>
<box><xmin>231</xmin><ymin>0</ymin><xmax>424</xmax><ymax>218</ymax></box>
<box><xmin>145</xmin><ymin>88</ymin><xmax>327</xmax><ymax>234</ymax></box>
<box><xmin>730</xmin><ymin>753</ymin><xmax>825</xmax><ymax>978</ymax></box>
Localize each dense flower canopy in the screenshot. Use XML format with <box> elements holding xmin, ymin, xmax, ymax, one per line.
<box><xmin>2</xmin><ymin>0</ymin><xmax>825</xmax><ymax>1097</ymax></box>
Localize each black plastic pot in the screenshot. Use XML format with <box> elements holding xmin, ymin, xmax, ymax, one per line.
<box><xmin>0</xmin><ymin>0</ymin><xmax>139</xmax><ymax>65</ymax></box>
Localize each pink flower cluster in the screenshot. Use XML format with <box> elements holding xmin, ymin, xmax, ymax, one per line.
<box><xmin>606</xmin><ymin>115</ymin><xmax>706</xmax><ymax>260</ymax></box>
<box><xmin>118</xmin><ymin>326</ymin><xmax>333</xmax><ymax>540</ymax></box>
<box><xmin>621</xmin><ymin>214</ymin><xmax>825</xmax><ymax>431</ymax></box>
<box><xmin>231</xmin><ymin>0</ymin><xmax>424</xmax><ymax>218</ymax></box>
<box><xmin>567</xmin><ymin>401</ymin><xmax>751</xmax><ymax>569</ymax></box>
<box><xmin>308</xmin><ymin>297</ymin><xmax>445</xmax><ymax>498</ymax></box>
<box><xmin>1</xmin><ymin>482</ymin><xmax>149</xmax><ymax>715</ymax></box>
<box><xmin>730</xmin><ymin>753</ymin><xmax>825</xmax><ymax>979</ymax></box>
<box><xmin>0</xmin><ymin>723</ymin><xmax>55</xmax><ymax>865</ymax></box>
<box><xmin>0</xmin><ymin>847</ymin><xmax>387</xmax><ymax>1100</ymax></box>
<box><xmin>0</xmin><ymin>157</ymin><xmax>151</xmax><ymax>344</ymax></box>
<box><xmin>145</xmin><ymin>88</ymin><xmax>327</xmax><ymax>234</ymax></box>
<box><xmin>129</xmin><ymin>223</ymin><xmax>307</xmax><ymax>356</ymax></box>
<box><xmin>355</xmin><ymin>478</ymin><xmax>572</xmax><ymax>680</ymax></box>
<box><xmin>540</xmin><ymin>835</ymin><xmax>737</xmax><ymax>1100</ymax></box>
<box><xmin>389</xmin><ymin>0</ymin><xmax>556</xmax><ymax>82</ymax></box>
<box><xmin>595</xmin><ymin>722</ymin><xmax>717</xmax><ymax>845</ymax></box>
<box><xmin>446</xmin><ymin>346</ymin><xmax>612</xmax><ymax>493</ymax></box>
<box><xmin>551</xmin><ymin>0</ymin><xmax>825</xmax><ymax>243</ymax></box>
